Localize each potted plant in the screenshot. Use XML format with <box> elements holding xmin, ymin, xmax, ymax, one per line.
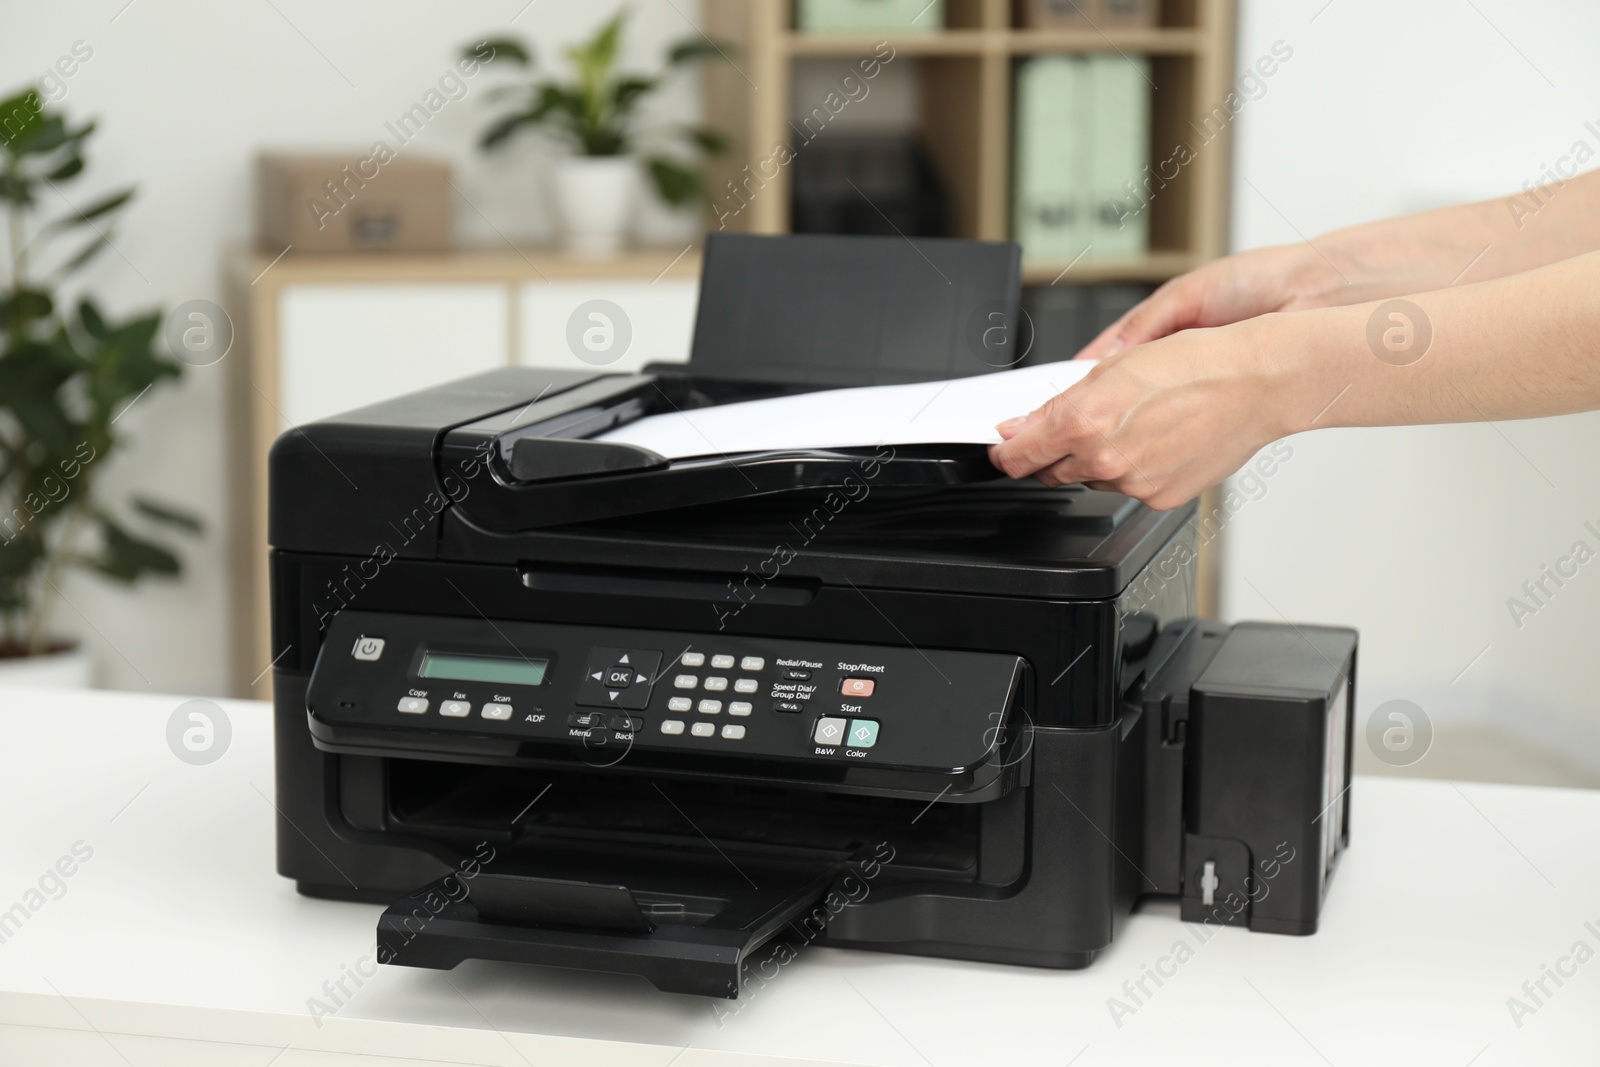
<box><xmin>0</xmin><ymin>87</ymin><xmax>200</xmax><ymax>686</ymax></box>
<box><xmin>466</xmin><ymin>11</ymin><xmax>728</xmax><ymax>257</ymax></box>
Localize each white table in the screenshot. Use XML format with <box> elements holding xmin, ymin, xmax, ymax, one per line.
<box><xmin>0</xmin><ymin>686</ymin><xmax>1595</xmax><ymax>1066</ymax></box>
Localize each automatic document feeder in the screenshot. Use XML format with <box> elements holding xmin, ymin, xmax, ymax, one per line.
<box><xmin>270</xmin><ymin>234</ymin><xmax>1358</xmax><ymax>998</ymax></box>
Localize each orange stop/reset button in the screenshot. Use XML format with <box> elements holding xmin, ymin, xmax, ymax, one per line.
<box><xmin>840</xmin><ymin>677</ymin><xmax>876</xmax><ymax>698</ymax></box>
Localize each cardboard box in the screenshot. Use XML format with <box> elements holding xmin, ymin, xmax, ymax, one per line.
<box><xmin>1017</xmin><ymin>0</ymin><xmax>1159</xmax><ymax>29</ymax></box>
<box><xmin>256</xmin><ymin>153</ymin><xmax>452</xmax><ymax>253</ymax></box>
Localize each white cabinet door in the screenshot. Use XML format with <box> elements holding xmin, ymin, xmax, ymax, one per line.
<box><xmin>517</xmin><ymin>280</ymin><xmax>698</xmax><ymax>374</ymax></box>
<box><xmin>278</xmin><ymin>283</ymin><xmax>510</xmax><ymax>428</ymax></box>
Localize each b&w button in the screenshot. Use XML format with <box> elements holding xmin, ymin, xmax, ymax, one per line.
<box><xmin>813</xmin><ymin>717</ymin><xmax>847</xmax><ymax>745</ymax></box>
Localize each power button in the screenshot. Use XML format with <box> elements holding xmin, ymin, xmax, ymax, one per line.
<box><xmin>352</xmin><ymin>636</ymin><xmax>386</xmax><ymax>661</ymax></box>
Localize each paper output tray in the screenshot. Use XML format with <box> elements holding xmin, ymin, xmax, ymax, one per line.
<box><xmin>377</xmin><ymin>851</ymin><xmax>846</xmax><ymax>997</ymax></box>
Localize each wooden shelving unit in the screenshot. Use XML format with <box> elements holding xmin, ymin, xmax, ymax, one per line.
<box><xmin>702</xmin><ymin>0</ymin><xmax>1235</xmax><ymax>613</ymax></box>
<box><xmin>701</xmin><ymin>0</ymin><xmax>1237</xmax><ymax>284</ymax></box>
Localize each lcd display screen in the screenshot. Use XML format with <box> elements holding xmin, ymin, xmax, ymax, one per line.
<box><xmin>419</xmin><ymin>652</ymin><xmax>548</xmax><ymax>687</ymax></box>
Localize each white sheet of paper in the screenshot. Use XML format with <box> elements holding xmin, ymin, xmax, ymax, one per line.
<box><xmin>597</xmin><ymin>361</ymin><xmax>1094</xmax><ymax>460</ymax></box>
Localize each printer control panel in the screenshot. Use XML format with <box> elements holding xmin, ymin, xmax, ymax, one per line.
<box><xmin>307</xmin><ymin>609</ymin><xmax>1023</xmax><ymax>775</ymax></box>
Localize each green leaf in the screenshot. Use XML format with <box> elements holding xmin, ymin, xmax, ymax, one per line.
<box><xmin>684</xmin><ymin>125</ymin><xmax>728</xmax><ymax>154</ymax></box>
<box><xmin>11</xmin><ymin>114</ymin><xmax>69</xmax><ymax>156</ymax></box>
<box><xmin>132</xmin><ymin>496</ymin><xmax>202</xmax><ymax>534</ymax></box>
<box><xmin>90</xmin><ymin>517</ymin><xmax>181</xmax><ymax>582</ymax></box>
<box><xmin>667</xmin><ymin>38</ymin><xmax>728</xmax><ymax>65</ymax></box>
<box><xmin>0</xmin><ymin>172</ymin><xmax>32</xmax><ymax>203</ymax></box>
<box><xmin>531</xmin><ymin>84</ymin><xmax>585</xmax><ymax>122</ymax></box>
<box><xmin>0</xmin><ymin>535</ymin><xmax>44</xmax><ymax>582</ymax></box>
<box><xmin>44</xmin><ymin>186</ymin><xmax>133</xmax><ymax>233</ymax></box>
<box><xmin>0</xmin><ymin>90</ymin><xmax>44</xmax><ymax>153</ymax></box>
<box><xmin>84</xmin><ymin>312</ymin><xmax>176</xmax><ymax>417</ymax></box>
<box><xmin>54</xmin><ymin>228</ymin><xmax>112</xmax><ymax>276</ymax></box>
<box><xmin>0</xmin><ymin>288</ymin><xmax>54</xmax><ymax>330</ymax></box>
<box><xmin>480</xmin><ymin>111</ymin><xmax>538</xmax><ymax>150</ymax></box>
<box><xmin>566</xmin><ymin>12</ymin><xmax>627</xmax><ymax>110</ymax></box>
<box><xmin>0</xmin><ymin>341</ymin><xmax>81</xmax><ymax>455</ymax></box>
<box><xmin>613</xmin><ymin>76</ymin><xmax>657</xmax><ymax>112</ymax></box>
<box><xmin>78</xmin><ymin>299</ymin><xmax>110</xmax><ymax>340</ymax></box>
<box><xmin>470</xmin><ymin>37</ymin><xmax>532</xmax><ymax>66</ymax></box>
<box><xmin>581</xmin><ymin>129</ymin><xmax>628</xmax><ymax>157</ymax></box>
<box><xmin>46</xmin><ymin>154</ymin><xmax>83</xmax><ymax>182</ymax></box>
<box><xmin>646</xmin><ymin>156</ymin><xmax>705</xmax><ymax>206</ymax></box>
<box><xmin>480</xmin><ymin>85</ymin><xmax>593</xmax><ymax>151</ymax></box>
<box><xmin>588</xmin><ymin>13</ymin><xmax>627</xmax><ymax>72</ymax></box>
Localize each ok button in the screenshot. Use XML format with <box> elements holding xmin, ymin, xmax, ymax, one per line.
<box><xmin>605</xmin><ymin>668</ymin><xmax>633</xmax><ymax>688</ymax></box>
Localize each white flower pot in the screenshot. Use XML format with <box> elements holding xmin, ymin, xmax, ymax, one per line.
<box><xmin>551</xmin><ymin>156</ymin><xmax>637</xmax><ymax>258</ymax></box>
<box><xmin>0</xmin><ymin>644</ymin><xmax>93</xmax><ymax>688</ymax></box>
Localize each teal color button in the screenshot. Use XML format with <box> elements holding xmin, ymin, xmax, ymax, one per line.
<box><xmin>846</xmin><ymin>719</ymin><xmax>879</xmax><ymax>748</ymax></box>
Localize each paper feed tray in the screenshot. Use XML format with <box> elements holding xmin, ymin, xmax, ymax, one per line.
<box><xmin>440</xmin><ymin>370</ymin><xmax>1003</xmax><ymax>532</ymax></box>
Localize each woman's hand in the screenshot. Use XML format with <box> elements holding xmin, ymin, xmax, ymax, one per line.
<box><xmin>1075</xmin><ymin>243</ymin><xmax>1347</xmax><ymax>362</ymax></box>
<box><xmin>990</xmin><ymin>317</ymin><xmax>1303</xmax><ymax>510</ymax></box>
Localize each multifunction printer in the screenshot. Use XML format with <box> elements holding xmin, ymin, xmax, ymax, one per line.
<box><xmin>269</xmin><ymin>234</ymin><xmax>1357</xmax><ymax>997</ymax></box>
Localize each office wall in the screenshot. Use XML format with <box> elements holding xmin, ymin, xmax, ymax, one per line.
<box><xmin>1225</xmin><ymin>0</ymin><xmax>1600</xmax><ymax>769</ymax></box>
<box><xmin>0</xmin><ymin>0</ymin><xmax>702</xmax><ymax>694</ymax></box>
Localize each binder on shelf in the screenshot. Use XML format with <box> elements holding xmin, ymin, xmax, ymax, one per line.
<box><xmin>1017</xmin><ymin>0</ymin><xmax>1160</xmax><ymax>28</ymax></box>
<box><xmin>1086</xmin><ymin>55</ymin><xmax>1152</xmax><ymax>260</ymax></box>
<box><xmin>1013</xmin><ymin>56</ymin><xmax>1090</xmax><ymax>263</ymax></box>
<box><xmin>1095</xmin><ymin>0</ymin><xmax>1160</xmax><ymax>28</ymax></box>
<box><xmin>1022</xmin><ymin>283</ymin><xmax>1155</xmax><ymax>363</ymax></box>
<box><xmin>795</xmin><ymin>0</ymin><xmax>944</xmax><ymax>33</ymax></box>
<box><xmin>1013</xmin><ymin>55</ymin><xmax>1152</xmax><ymax>265</ymax></box>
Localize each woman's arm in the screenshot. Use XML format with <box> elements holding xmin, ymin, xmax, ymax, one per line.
<box><xmin>1076</xmin><ymin>169</ymin><xmax>1600</xmax><ymax>361</ymax></box>
<box><xmin>990</xmin><ymin>250</ymin><xmax>1600</xmax><ymax>509</ymax></box>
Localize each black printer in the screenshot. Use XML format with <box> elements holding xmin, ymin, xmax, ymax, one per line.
<box><xmin>270</xmin><ymin>234</ymin><xmax>1357</xmax><ymax>998</ymax></box>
